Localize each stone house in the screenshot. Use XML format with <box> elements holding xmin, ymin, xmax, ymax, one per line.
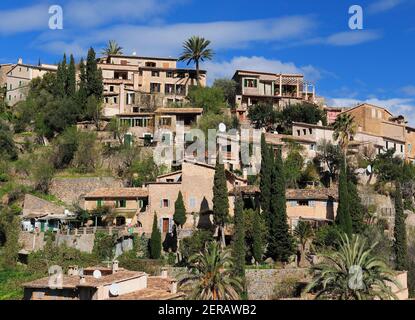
<box><xmin>97</xmin><ymin>54</ymin><xmax>206</xmax><ymax>117</ymax></box>
<box><xmin>23</xmin><ymin>262</ymin><xmax>182</xmax><ymax>300</ymax></box>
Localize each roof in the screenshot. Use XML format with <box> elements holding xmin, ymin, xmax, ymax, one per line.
<box><xmin>108</xmin><ymin>276</ymin><xmax>184</xmax><ymax>300</ymax></box>
<box><xmin>155</xmin><ymin>107</ymin><xmax>203</xmax><ymax>114</ymax></box>
<box><xmin>286</xmin><ymin>188</ymin><xmax>338</xmax><ymax>201</ymax></box>
<box><xmin>23</xmin><ymin>270</ymin><xmax>146</xmax><ymax>289</ymax></box>
<box><xmin>106</xmin><ymin>54</ymin><xmax>177</xmax><ymax>61</ymax></box>
<box><xmin>340</xmin><ymin>103</ymin><xmax>394</xmax><ymax>117</ymax></box>
<box><xmin>7</xmin><ymin>63</ymin><xmax>57</xmax><ymax>74</ymax></box>
<box><xmin>265</xmin><ymin>133</ymin><xmax>315</xmax><ymax>145</ymax></box>
<box><xmin>22</xmin><ymin>194</ymin><xmax>66</xmax><ymax>218</ymax></box>
<box><xmin>84</xmin><ymin>188</ymin><xmax>149</xmax><ymax>199</ymax></box>
<box><xmin>233</xmin><ymin>69</ymin><xmax>304</xmax><ymax>78</ymax></box>
<box><xmin>292</xmin><ymin>121</ymin><xmax>332</xmax><ymax>130</ymax></box>
<box><xmin>230</xmin><ymin>186</ymin><xmax>339</xmax><ymax>201</ymax></box>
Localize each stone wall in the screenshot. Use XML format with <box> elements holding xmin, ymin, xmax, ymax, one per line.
<box><xmin>245</xmin><ymin>268</ymin><xmax>309</xmax><ymax>300</ymax></box>
<box><xmin>19</xmin><ymin>232</ymin><xmax>45</xmax><ymax>252</ymax></box>
<box><xmin>50</xmin><ymin>177</ymin><xmax>123</xmax><ymax>205</ymax></box>
<box><xmin>55</xmin><ymin>234</ymin><xmax>96</xmax><ymax>253</ymax></box>
<box><xmin>164</xmin><ymin>266</ymin><xmax>309</xmax><ymax>300</ymax></box>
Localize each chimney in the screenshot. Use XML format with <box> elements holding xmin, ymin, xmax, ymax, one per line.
<box><xmin>161</xmin><ymin>267</ymin><xmax>168</xmax><ymax>278</ymax></box>
<box><xmin>170</xmin><ymin>280</ymin><xmax>178</xmax><ymax>294</ymax></box>
<box><xmin>112</xmin><ymin>260</ymin><xmax>119</xmax><ymax>273</ymax></box>
<box><xmin>68</xmin><ymin>265</ymin><xmax>79</xmax><ymax>276</ymax></box>
<box><xmin>18</xmin><ymin>58</ymin><xmax>23</xmax><ymax>65</ymax></box>
<box><xmin>79</xmin><ymin>275</ymin><xmax>86</xmax><ymax>284</ymax></box>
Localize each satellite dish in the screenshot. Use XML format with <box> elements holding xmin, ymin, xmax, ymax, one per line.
<box><xmin>93</xmin><ymin>270</ymin><xmax>102</xmax><ymax>279</ymax></box>
<box><xmin>366</xmin><ymin>165</ymin><xmax>372</xmax><ymax>174</ymax></box>
<box><xmin>132</xmin><ymin>51</ymin><xmax>137</xmax><ymax>56</ymax></box>
<box><xmin>109</xmin><ymin>283</ymin><xmax>120</xmax><ymax>296</ymax></box>
<box><xmin>218</xmin><ymin>123</ymin><xmax>226</xmax><ymax>133</ymax></box>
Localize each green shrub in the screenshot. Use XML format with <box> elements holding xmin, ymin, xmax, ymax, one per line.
<box><xmin>313</xmin><ymin>224</ymin><xmax>340</xmax><ymax>250</ymax></box>
<box><xmin>180</xmin><ymin>230</ymin><xmax>214</xmax><ymax>265</ymax></box>
<box><xmin>118</xmin><ymin>252</ymin><xmax>164</xmax><ymax>275</ymax></box>
<box><xmin>272</xmin><ymin>276</ymin><xmax>303</xmax><ymax>300</ymax></box>
<box><xmin>93</xmin><ymin>232</ymin><xmax>115</xmax><ymax>261</ymax></box>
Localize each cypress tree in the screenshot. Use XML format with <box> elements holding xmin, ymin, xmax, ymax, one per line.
<box><xmin>252</xmin><ymin>210</ymin><xmax>263</xmax><ymax>263</ymax></box>
<box><xmin>77</xmin><ymin>58</ymin><xmax>88</xmax><ymax>118</ymax></box>
<box><xmin>268</xmin><ymin>147</ymin><xmax>293</xmax><ymax>262</ymax></box>
<box><xmin>173</xmin><ymin>191</ymin><xmax>186</xmax><ymax>228</ymax></box>
<box><xmin>348</xmin><ymin>179</ymin><xmax>364</xmax><ymax>233</ymax></box>
<box><xmin>150</xmin><ymin>213</ymin><xmax>161</xmax><ymax>259</ymax></box>
<box><xmin>67</xmin><ymin>54</ymin><xmax>76</xmax><ymax>96</ymax></box>
<box><xmin>232</xmin><ymin>195</ymin><xmax>245</xmax><ymax>278</ymax></box>
<box><xmin>259</xmin><ymin>134</ymin><xmax>272</xmax><ymax>231</ymax></box>
<box><xmin>394</xmin><ymin>181</ymin><xmax>408</xmax><ymax>270</ymax></box>
<box><xmin>336</xmin><ymin>159</ymin><xmax>352</xmax><ymax>236</ymax></box>
<box><xmin>55</xmin><ymin>54</ymin><xmax>67</xmax><ymax>98</ymax></box>
<box><xmin>212</xmin><ymin>156</ymin><xmax>229</xmax><ymax>246</ymax></box>
<box><xmin>86</xmin><ymin>47</ymin><xmax>103</xmax><ymax>100</ymax></box>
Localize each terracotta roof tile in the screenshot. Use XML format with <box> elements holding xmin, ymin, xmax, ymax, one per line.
<box><xmin>155</xmin><ymin>107</ymin><xmax>203</xmax><ymax>114</ymax></box>
<box><xmin>84</xmin><ymin>188</ymin><xmax>148</xmax><ymax>199</ymax></box>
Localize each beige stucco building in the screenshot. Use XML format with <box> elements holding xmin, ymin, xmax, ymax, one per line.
<box><xmin>98</xmin><ymin>55</ymin><xmax>206</xmax><ymax>117</ymax></box>
<box><xmin>5</xmin><ymin>59</ymin><xmax>57</xmax><ymax>105</ymax></box>
<box><xmin>232</xmin><ymin>70</ymin><xmax>318</xmax><ymax>124</ymax></box>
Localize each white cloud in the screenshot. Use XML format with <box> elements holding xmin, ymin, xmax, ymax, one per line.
<box><xmin>64</xmin><ymin>0</ymin><xmax>183</xmax><ymax>28</ymax></box>
<box><xmin>202</xmin><ymin>56</ymin><xmax>322</xmax><ymax>84</ymax></box>
<box><xmin>368</xmin><ymin>0</ymin><xmax>404</xmax><ymax>14</ymax></box>
<box><xmin>327</xmin><ymin>96</ymin><xmax>415</xmax><ymax>126</ymax></box>
<box><xmin>35</xmin><ymin>16</ymin><xmax>317</xmax><ymax>57</ymax></box>
<box><xmin>401</xmin><ymin>85</ymin><xmax>415</xmax><ymax>96</ymax></box>
<box><xmin>0</xmin><ymin>4</ymin><xmax>50</xmax><ymax>35</ymax></box>
<box><xmin>324</xmin><ymin>30</ymin><xmax>382</xmax><ymax>46</ymax></box>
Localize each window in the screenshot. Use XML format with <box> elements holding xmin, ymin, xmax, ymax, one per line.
<box><xmin>97</xmin><ymin>199</ymin><xmax>103</xmax><ymax>207</ymax></box>
<box><xmin>161</xmin><ymin>199</ymin><xmax>169</xmax><ymax>208</ymax></box>
<box><xmin>189</xmin><ymin>197</ymin><xmax>196</xmax><ymax>209</ymax></box>
<box><xmin>19</xmin><ymin>81</ymin><xmax>22</xmax><ymax>87</ymax></box>
<box><xmin>176</xmin><ymin>85</ymin><xmax>186</xmax><ymax>95</ymax></box>
<box><xmin>9</xmin><ymin>84</ymin><xmax>12</xmax><ymax>90</ymax></box>
<box><xmin>159</xmin><ymin>117</ymin><xmax>172</xmax><ymax>126</ymax></box>
<box><xmin>152</xmin><ymin>71</ymin><xmax>160</xmax><ymax>77</ymax></box>
<box><xmin>297</xmin><ymin>130</ymin><xmax>301</xmax><ymax>136</ymax></box>
<box><xmin>309</xmin><ymin>128</ymin><xmax>313</xmax><ymax>134</ymax></box>
<box><xmin>161</xmin><ymin>133</ymin><xmax>171</xmax><ymax>144</ymax></box>
<box><xmin>137</xmin><ymin>200</ymin><xmax>144</xmax><ymax>208</ymax></box>
<box><xmin>401</xmin><ymin>145</ymin><xmax>404</xmax><ymax>153</ymax></box>
<box><xmin>165</xmin><ymin>84</ymin><xmax>174</xmax><ymax>94</ymax></box>
<box><xmin>166</xmin><ymin>71</ymin><xmax>174</xmax><ymax>78</ymax></box>
<box><xmin>310</xmin><ymin>144</ymin><xmax>315</xmax><ymax>151</ymax></box>
<box><xmin>114</xmin><ymin>97</ymin><xmax>118</xmax><ymax>104</ymax></box>
<box><xmin>109</xmin><ymin>86</ymin><xmax>114</xmax><ymax>92</ymax></box>
<box><xmin>289</xmin><ymin>201</ymin><xmax>297</xmax><ymax>207</ymax></box>
<box><xmin>386</xmin><ymin>141</ymin><xmax>389</xmax><ymax>149</ymax></box>
<box><xmin>105</xmin><ymin>97</ymin><xmax>109</xmax><ymax>103</ymax></box>
<box><xmin>244</xmin><ymin>79</ymin><xmax>257</xmax><ymax>88</ymax></box>
<box><xmin>116</xmin><ymin>199</ymin><xmax>127</xmax><ymax>208</ymax></box>
<box><xmin>303</xmin><ymin>129</ymin><xmax>307</xmax><ymax>135</ymax></box>
<box><xmin>150</xmin><ymin>83</ymin><xmax>161</xmax><ymax>93</ymax></box>
<box><xmin>145</xmin><ymin>62</ymin><xmax>156</xmax><ymax>67</ymax></box>
<box><xmin>298</xmin><ymin>200</ymin><xmax>309</xmax><ymax>206</ymax></box>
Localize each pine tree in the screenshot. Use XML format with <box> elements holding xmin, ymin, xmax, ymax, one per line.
<box><xmin>394</xmin><ymin>181</ymin><xmax>408</xmax><ymax>270</ymax></box>
<box><xmin>67</xmin><ymin>54</ymin><xmax>76</xmax><ymax>96</ymax></box>
<box><xmin>268</xmin><ymin>147</ymin><xmax>293</xmax><ymax>262</ymax></box>
<box><xmin>336</xmin><ymin>159</ymin><xmax>352</xmax><ymax>236</ymax></box>
<box><xmin>213</xmin><ymin>156</ymin><xmax>229</xmax><ymax>247</ymax></box>
<box><xmin>173</xmin><ymin>191</ymin><xmax>186</xmax><ymax>228</ymax></box>
<box><xmin>86</xmin><ymin>47</ymin><xmax>103</xmax><ymax>100</ymax></box>
<box><xmin>150</xmin><ymin>213</ymin><xmax>161</xmax><ymax>259</ymax></box>
<box><xmin>252</xmin><ymin>210</ymin><xmax>263</xmax><ymax>263</ymax></box>
<box><xmin>232</xmin><ymin>196</ymin><xmax>245</xmax><ymax>278</ymax></box>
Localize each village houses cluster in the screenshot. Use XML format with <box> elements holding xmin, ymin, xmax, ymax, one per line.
<box><xmin>1</xmin><ymin>54</ymin><xmax>415</xmax><ymax>235</ymax></box>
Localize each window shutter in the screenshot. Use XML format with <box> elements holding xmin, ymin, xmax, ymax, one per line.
<box><xmin>158</xmin><ymin>218</ymin><xmax>163</xmax><ymax>231</ymax></box>
<box><xmin>160</xmin><ymin>200</ymin><xmax>163</xmax><ymax>208</ymax></box>
<box><xmin>169</xmin><ymin>219</ymin><xmax>173</xmax><ymax>233</ymax></box>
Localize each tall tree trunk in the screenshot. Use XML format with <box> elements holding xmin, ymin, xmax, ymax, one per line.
<box><xmin>196</xmin><ymin>60</ymin><xmax>201</xmax><ymax>87</ymax></box>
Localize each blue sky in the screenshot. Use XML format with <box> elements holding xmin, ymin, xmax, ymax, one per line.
<box><xmin>1</xmin><ymin>0</ymin><xmax>415</xmax><ymax>123</ymax></box>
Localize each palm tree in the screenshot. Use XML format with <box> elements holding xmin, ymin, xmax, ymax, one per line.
<box><xmin>294</xmin><ymin>220</ymin><xmax>314</xmax><ymax>267</ymax></box>
<box><xmin>178</xmin><ymin>36</ymin><xmax>214</xmax><ymax>86</ymax></box>
<box><xmin>179</xmin><ymin>241</ymin><xmax>243</xmax><ymax>300</ymax></box>
<box><xmin>101</xmin><ymin>40</ymin><xmax>123</xmax><ymax>56</ymax></box>
<box><xmin>333</xmin><ymin>113</ymin><xmax>357</xmax><ymax>163</ymax></box>
<box><xmin>305</xmin><ymin>233</ymin><xmax>400</xmax><ymax>300</ymax></box>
